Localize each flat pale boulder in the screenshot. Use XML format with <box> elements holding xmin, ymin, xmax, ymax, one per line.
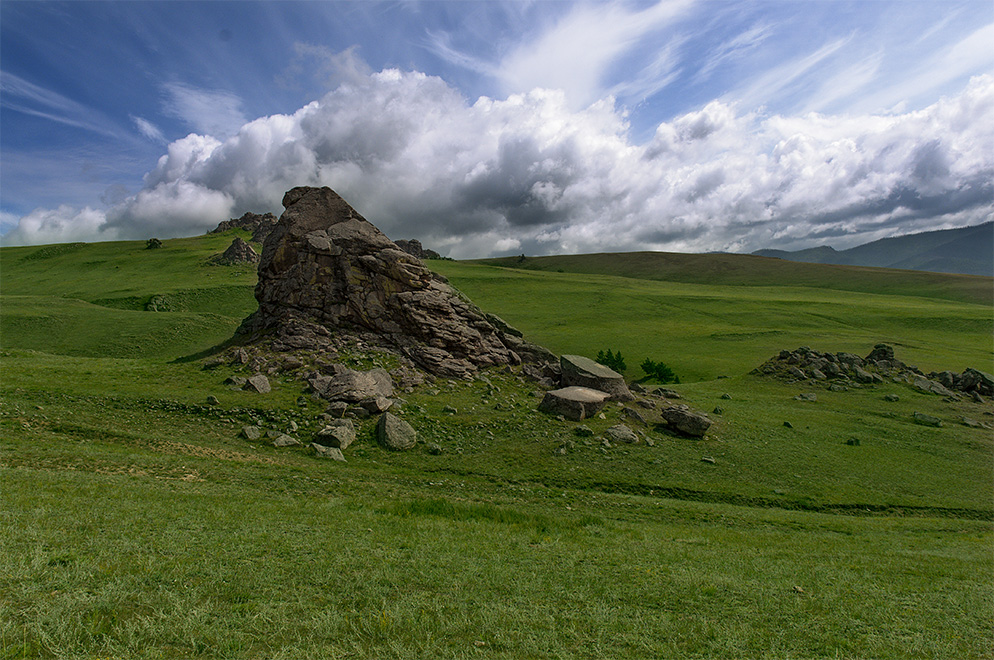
<box><xmin>538</xmin><ymin>386</ymin><xmax>610</xmax><ymax>421</ymax></box>
<box><xmin>560</xmin><ymin>355</ymin><xmax>634</xmax><ymax>401</ymax></box>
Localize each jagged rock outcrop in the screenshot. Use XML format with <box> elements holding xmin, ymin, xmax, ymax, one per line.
<box><xmin>395</xmin><ymin>239</ymin><xmax>441</xmax><ymax>260</ymax></box>
<box><xmin>211</xmin><ymin>212</ymin><xmax>279</xmax><ymax>243</ymax></box>
<box><xmin>753</xmin><ymin>343</ymin><xmax>992</xmax><ymax>399</ymax></box>
<box><xmin>241</xmin><ymin>186</ymin><xmax>553</xmax><ymax>377</ymax></box>
<box><xmin>211</xmin><ymin>237</ymin><xmax>260</xmax><ymax>265</ymax></box>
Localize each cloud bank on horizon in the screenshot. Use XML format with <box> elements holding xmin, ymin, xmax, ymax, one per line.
<box><xmin>2</xmin><ymin>1</ymin><xmax>992</xmax><ymax>257</ymax></box>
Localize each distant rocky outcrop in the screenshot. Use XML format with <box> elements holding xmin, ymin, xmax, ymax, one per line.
<box><xmin>753</xmin><ymin>343</ymin><xmax>992</xmax><ymax>399</ymax></box>
<box><xmin>210</xmin><ymin>237</ymin><xmax>260</xmax><ymax>265</ymax></box>
<box><xmin>211</xmin><ymin>212</ymin><xmax>279</xmax><ymax>244</ymax></box>
<box><xmin>395</xmin><ymin>239</ymin><xmax>441</xmax><ymax>260</ymax></box>
<box><xmin>239</xmin><ymin>186</ymin><xmax>553</xmax><ymax>378</ymax></box>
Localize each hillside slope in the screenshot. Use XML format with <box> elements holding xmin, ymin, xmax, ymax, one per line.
<box><xmin>753</xmin><ymin>221</ymin><xmax>993</xmax><ymax>276</ymax></box>
<box><xmin>474</xmin><ymin>250</ymin><xmax>993</xmax><ymax>306</ymax></box>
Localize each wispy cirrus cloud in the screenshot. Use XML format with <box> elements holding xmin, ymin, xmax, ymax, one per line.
<box><xmin>131</xmin><ymin>115</ymin><xmax>166</xmax><ymax>143</ymax></box>
<box><xmin>0</xmin><ymin>70</ymin><xmax>123</xmax><ymax>138</ymax></box>
<box><xmin>162</xmin><ymin>82</ymin><xmax>248</xmax><ymax>139</ymax></box>
<box><xmin>430</xmin><ymin>0</ymin><xmax>695</xmax><ymax>108</ymax></box>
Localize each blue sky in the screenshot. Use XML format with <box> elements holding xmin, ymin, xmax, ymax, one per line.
<box><xmin>1</xmin><ymin>0</ymin><xmax>992</xmax><ymax>256</ymax></box>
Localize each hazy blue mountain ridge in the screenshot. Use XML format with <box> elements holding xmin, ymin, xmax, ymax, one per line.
<box><xmin>753</xmin><ymin>221</ymin><xmax>993</xmax><ymax>276</ymax></box>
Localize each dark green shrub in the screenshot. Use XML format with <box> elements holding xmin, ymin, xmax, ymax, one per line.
<box><xmin>595</xmin><ymin>349</ymin><xmax>627</xmax><ymax>373</ymax></box>
<box><xmin>640</xmin><ymin>358</ymin><xmax>679</xmax><ymax>383</ymax></box>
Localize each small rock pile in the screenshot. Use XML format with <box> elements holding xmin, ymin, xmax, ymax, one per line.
<box><xmin>753</xmin><ymin>343</ymin><xmax>992</xmax><ymax>401</ymax></box>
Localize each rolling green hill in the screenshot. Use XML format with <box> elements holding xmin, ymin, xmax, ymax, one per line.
<box><xmin>1</xmin><ymin>236</ymin><xmax>992</xmax><ymax>659</ymax></box>
<box><xmin>475</xmin><ymin>250</ymin><xmax>993</xmax><ymax>306</ymax></box>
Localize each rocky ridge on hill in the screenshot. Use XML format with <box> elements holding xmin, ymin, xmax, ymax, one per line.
<box><xmin>211</xmin><ymin>211</ymin><xmax>279</xmax><ymax>244</ymax></box>
<box><xmin>754</xmin><ymin>343</ymin><xmax>993</xmax><ymax>401</ymax></box>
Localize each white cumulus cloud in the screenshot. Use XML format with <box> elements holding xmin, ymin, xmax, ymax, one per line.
<box><xmin>3</xmin><ymin>66</ymin><xmax>992</xmax><ymax>256</ymax></box>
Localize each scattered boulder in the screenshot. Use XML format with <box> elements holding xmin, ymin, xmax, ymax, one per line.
<box><xmin>205</xmin><ymin>395</ymin><xmax>220</xmax><ymax>405</ymax></box>
<box><xmin>145</xmin><ymin>238</ymin><xmax>162</xmax><ymax>249</ymax></box>
<box><xmin>308</xmin><ymin>367</ymin><xmax>392</xmax><ymax>403</ymax></box>
<box><xmin>794</xmin><ymin>392</ymin><xmax>818</xmax><ymax>402</ymax></box>
<box><xmin>912</xmin><ymin>412</ymin><xmax>943</xmax><ymax>428</ymax></box>
<box><xmin>559</xmin><ymin>355</ymin><xmax>634</xmax><ymax>401</ymax></box>
<box><xmin>311</xmin><ymin>443</ymin><xmax>346</xmax><ymax>461</ymax></box>
<box><xmin>314</xmin><ymin>420</ymin><xmax>356</xmax><ymax>450</ymax></box>
<box><xmin>241</xmin><ymin>425</ymin><xmax>262</xmax><ymax>441</ymax></box>
<box><xmin>360</xmin><ymin>396</ymin><xmax>393</xmax><ymax>414</ymax></box>
<box><xmin>659</xmin><ymin>405</ymin><xmax>712</xmax><ymax>437</ymax></box>
<box><xmin>622</xmin><ymin>407</ymin><xmax>648</xmax><ymax>426</ymax></box>
<box><xmin>538</xmin><ymin>386</ymin><xmax>610</xmax><ymax>421</ymax></box>
<box><xmin>377</xmin><ymin>412</ymin><xmax>417</xmax><ymax>451</ymax></box>
<box><xmin>243</xmin><ymin>374</ymin><xmax>271</xmax><ymax>394</ymax></box>
<box><xmin>884</xmin><ymin>393</ymin><xmax>900</xmax><ymax>402</ymax></box>
<box><xmin>605</xmin><ymin>424</ymin><xmax>639</xmax><ymax>444</ymax></box>
<box><xmin>914</xmin><ymin>378</ymin><xmax>956</xmax><ymax>398</ymax></box>
<box><xmin>272</xmin><ymin>434</ymin><xmax>302</xmax><ymax>448</ymax></box>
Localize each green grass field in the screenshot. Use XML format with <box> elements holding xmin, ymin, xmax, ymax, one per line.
<box><xmin>1</xmin><ymin>235</ymin><xmax>992</xmax><ymax>659</ymax></box>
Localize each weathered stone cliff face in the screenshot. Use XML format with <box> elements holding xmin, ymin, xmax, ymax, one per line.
<box><xmin>241</xmin><ymin>186</ymin><xmax>552</xmax><ymax>377</ymax></box>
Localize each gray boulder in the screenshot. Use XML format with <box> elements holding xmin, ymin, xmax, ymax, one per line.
<box><xmin>659</xmin><ymin>405</ymin><xmax>712</xmax><ymax>437</ymax></box>
<box><xmin>272</xmin><ymin>434</ymin><xmax>302</xmax><ymax>448</ymax></box>
<box><xmin>560</xmin><ymin>355</ymin><xmax>634</xmax><ymax>401</ymax></box>
<box><xmin>311</xmin><ymin>443</ymin><xmax>346</xmax><ymax>461</ymax></box>
<box><xmin>243</xmin><ymin>374</ymin><xmax>271</xmax><ymax>393</ymax></box>
<box><xmin>538</xmin><ymin>386</ymin><xmax>610</xmax><ymax>421</ymax></box>
<box><xmin>314</xmin><ymin>419</ymin><xmax>356</xmax><ymax>450</ymax></box>
<box><xmin>309</xmin><ymin>367</ymin><xmax>393</xmax><ymax>403</ymax></box>
<box><xmin>240</xmin><ymin>425</ymin><xmax>262</xmax><ymax>441</ymax></box>
<box><xmin>605</xmin><ymin>424</ymin><xmax>639</xmax><ymax>444</ymax></box>
<box><xmin>912</xmin><ymin>412</ymin><xmax>943</xmax><ymax>428</ymax></box>
<box><xmin>377</xmin><ymin>412</ymin><xmax>417</xmax><ymax>451</ymax></box>
<box><xmin>914</xmin><ymin>378</ymin><xmax>956</xmax><ymax>397</ymax></box>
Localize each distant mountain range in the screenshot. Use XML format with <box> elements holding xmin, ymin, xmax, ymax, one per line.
<box><xmin>752</xmin><ymin>222</ymin><xmax>993</xmax><ymax>277</ymax></box>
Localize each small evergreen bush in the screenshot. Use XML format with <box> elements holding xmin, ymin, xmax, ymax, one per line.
<box><xmin>640</xmin><ymin>358</ymin><xmax>680</xmax><ymax>383</ymax></box>
<box><xmin>595</xmin><ymin>349</ymin><xmax>627</xmax><ymax>373</ymax></box>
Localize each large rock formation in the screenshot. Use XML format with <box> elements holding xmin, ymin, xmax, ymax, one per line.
<box><xmin>242</xmin><ymin>186</ymin><xmax>552</xmax><ymax>377</ymax></box>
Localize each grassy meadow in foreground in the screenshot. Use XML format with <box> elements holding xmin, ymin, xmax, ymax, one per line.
<box><xmin>1</xmin><ymin>234</ymin><xmax>992</xmax><ymax>659</ymax></box>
